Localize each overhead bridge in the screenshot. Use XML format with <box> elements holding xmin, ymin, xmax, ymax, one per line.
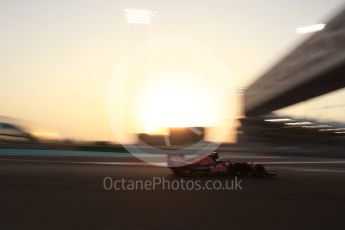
<box><xmin>244</xmin><ymin>8</ymin><xmax>345</xmax><ymax>116</ymax></box>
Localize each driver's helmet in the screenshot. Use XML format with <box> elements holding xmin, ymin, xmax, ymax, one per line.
<box><xmin>210</xmin><ymin>151</ymin><xmax>219</xmax><ymax>160</ymax></box>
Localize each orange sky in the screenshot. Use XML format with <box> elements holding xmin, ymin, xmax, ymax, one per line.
<box><xmin>0</xmin><ymin>0</ymin><xmax>344</xmax><ymax>141</ymax></box>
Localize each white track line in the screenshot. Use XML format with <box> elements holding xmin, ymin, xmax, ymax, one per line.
<box><xmin>2</xmin><ymin>158</ymin><xmax>345</xmax><ymax>170</ymax></box>
<box><xmin>86</xmin><ymin>161</ymin><xmax>167</xmax><ymax>167</ymax></box>
<box><xmin>0</xmin><ymin>158</ymin><xmax>155</xmax><ymax>166</ymax></box>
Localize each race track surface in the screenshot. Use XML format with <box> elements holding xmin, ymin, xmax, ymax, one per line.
<box><xmin>0</xmin><ymin>153</ymin><xmax>345</xmax><ymax>230</ymax></box>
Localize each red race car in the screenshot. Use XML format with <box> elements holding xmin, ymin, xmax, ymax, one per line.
<box><xmin>168</xmin><ymin>152</ymin><xmax>276</xmax><ymax>177</ymax></box>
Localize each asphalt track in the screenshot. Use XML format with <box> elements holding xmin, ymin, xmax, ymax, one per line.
<box><xmin>1</xmin><ymin>153</ymin><xmax>345</xmax><ymax>230</ymax></box>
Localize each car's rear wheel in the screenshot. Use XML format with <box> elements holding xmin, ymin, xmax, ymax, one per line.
<box><xmin>253</xmin><ymin>164</ymin><xmax>267</xmax><ymax>177</ymax></box>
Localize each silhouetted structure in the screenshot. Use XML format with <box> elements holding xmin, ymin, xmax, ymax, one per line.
<box><xmin>245</xmin><ymin>8</ymin><xmax>345</xmax><ymax>116</ymax></box>
<box><xmin>138</xmin><ymin>127</ymin><xmax>205</xmax><ymax>146</ymax></box>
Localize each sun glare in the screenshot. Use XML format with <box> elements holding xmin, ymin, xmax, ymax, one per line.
<box><xmin>141</xmin><ymin>71</ymin><xmax>218</xmax><ymax>134</ymax></box>
<box><xmin>107</xmin><ymin>36</ymin><xmax>236</xmax><ymax>143</ymax></box>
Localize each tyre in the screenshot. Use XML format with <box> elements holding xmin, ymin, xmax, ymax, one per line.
<box><xmin>253</xmin><ymin>164</ymin><xmax>267</xmax><ymax>177</ymax></box>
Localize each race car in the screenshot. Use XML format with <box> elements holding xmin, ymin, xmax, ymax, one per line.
<box><xmin>168</xmin><ymin>151</ymin><xmax>276</xmax><ymax>177</ymax></box>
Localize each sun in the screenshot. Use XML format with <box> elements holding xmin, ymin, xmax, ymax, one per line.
<box><xmin>106</xmin><ymin>36</ymin><xmax>236</xmax><ymax>144</ymax></box>
<box><xmin>140</xmin><ymin>71</ymin><xmax>219</xmax><ymax>134</ymax></box>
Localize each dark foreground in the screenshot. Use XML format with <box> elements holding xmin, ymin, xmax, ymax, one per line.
<box><xmin>1</xmin><ymin>157</ymin><xmax>345</xmax><ymax>230</ymax></box>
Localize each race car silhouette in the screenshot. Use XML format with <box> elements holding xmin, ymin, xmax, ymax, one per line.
<box><xmin>168</xmin><ymin>152</ymin><xmax>276</xmax><ymax>177</ymax></box>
